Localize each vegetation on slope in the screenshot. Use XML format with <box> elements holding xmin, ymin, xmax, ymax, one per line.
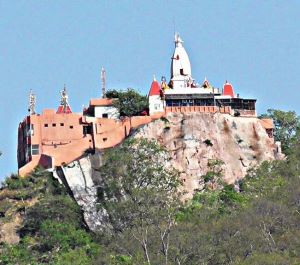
<box><xmin>0</xmin><ymin>169</ymin><xmax>99</xmax><ymax>265</ymax></box>
<box><xmin>0</xmin><ymin>109</ymin><xmax>300</xmax><ymax>264</ymax></box>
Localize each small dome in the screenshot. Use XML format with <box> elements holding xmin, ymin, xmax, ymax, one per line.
<box><xmin>149</xmin><ymin>79</ymin><xmax>161</xmax><ymax>96</ymax></box>
<box><xmin>223</xmin><ymin>81</ymin><xmax>235</xmax><ymax>98</ymax></box>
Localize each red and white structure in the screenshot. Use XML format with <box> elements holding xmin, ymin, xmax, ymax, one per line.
<box><xmin>148</xmin><ymin>33</ymin><xmax>257</xmax><ymax>117</ymax></box>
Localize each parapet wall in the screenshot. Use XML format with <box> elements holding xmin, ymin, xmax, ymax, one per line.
<box><xmin>165</xmin><ymin>106</ymin><xmax>231</xmax><ymax>114</ymax></box>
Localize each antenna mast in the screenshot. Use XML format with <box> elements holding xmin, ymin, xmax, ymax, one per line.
<box><xmin>101</xmin><ymin>67</ymin><xmax>106</xmax><ymax>98</ymax></box>
<box><xmin>28</xmin><ymin>89</ymin><xmax>36</xmax><ymax>115</ymax></box>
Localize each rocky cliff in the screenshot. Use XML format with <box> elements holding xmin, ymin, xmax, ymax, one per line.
<box><xmin>56</xmin><ymin>113</ymin><xmax>280</xmax><ymax>229</ymax></box>
<box><xmin>134</xmin><ymin>113</ymin><xmax>278</xmax><ymax>196</ymax></box>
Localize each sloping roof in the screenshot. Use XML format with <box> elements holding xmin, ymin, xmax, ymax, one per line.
<box><xmin>259</xmin><ymin>118</ymin><xmax>274</xmax><ymax>130</ymax></box>
<box><xmin>89</xmin><ymin>98</ymin><xmax>114</xmax><ymax>106</ymax></box>
<box><xmin>149</xmin><ymin>80</ymin><xmax>161</xmax><ymax>96</ymax></box>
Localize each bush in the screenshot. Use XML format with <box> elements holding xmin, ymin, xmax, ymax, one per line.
<box><xmin>0</xmin><ymin>199</ymin><xmax>12</xmax><ymax>215</ymax></box>
<box><xmin>160</xmin><ymin>117</ymin><xmax>169</xmax><ymax>123</ymax></box>
<box><xmin>0</xmin><ymin>243</ymin><xmax>35</xmax><ymax>265</ymax></box>
<box><xmin>4</xmin><ymin>175</ymin><xmax>31</xmax><ymax>190</ymax></box>
<box><xmin>39</xmin><ymin>221</ymin><xmax>93</xmax><ymax>251</ymax></box>
<box><xmin>20</xmin><ymin>195</ymin><xmax>83</xmax><ymax>236</ymax></box>
<box><xmin>203</xmin><ymin>139</ymin><xmax>213</xmax><ymax>146</ymax></box>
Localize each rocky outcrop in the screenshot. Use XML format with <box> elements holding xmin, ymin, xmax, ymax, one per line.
<box><xmin>53</xmin><ymin>155</ymin><xmax>110</xmax><ymax>231</ymax></box>
<box><xmin>57</xmin><ymin>113</ymin><xmax>279</xmax><ymax>229</ymax></box>
<box><xmin>134</xmin><ymin>113</ymin><xmax>278</xmax><ymax>197</ymax></box>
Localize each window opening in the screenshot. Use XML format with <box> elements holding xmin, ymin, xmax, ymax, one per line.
<box><xmin>31</xmin><ymin>144</ymin><xmax>39</xmax><ymax>155</ymax></box>
<box><xmin>83</xmin><ymin>125</ymin><xmax>92</xmax><ymax>135</ymax></box>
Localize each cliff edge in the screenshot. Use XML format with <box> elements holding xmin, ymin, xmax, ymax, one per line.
<box><xmin>134</xmin><ymin>113</ymin><xmax>278</xmax><ymax>196</ymax></box>
<box><xmin>55</xmin><ymin>112</ymin><xmax>280</xmax><ymax>229</ymax></box>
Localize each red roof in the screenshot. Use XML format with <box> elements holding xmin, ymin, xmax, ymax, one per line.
<box><xmin>57</xmin><ymin>105</ymin><xmax>72</xmax><ymax>114</ymax></box>
<box><xmin>89</xmin><ymin>98</ymin><xmax>114</xmax><ymax>106</ymax></box>
<box><xmin>149</xmin><ymin>80</ymin><xmax>161</xmax><ymax>96</ymax></box>
<box><xmin>223</xmin><ymin>82</ymin><xmax>235</xmax><ymax>98</ymax></box>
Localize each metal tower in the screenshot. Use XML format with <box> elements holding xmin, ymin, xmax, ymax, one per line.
<box><xmin>101</xmin><ymin>67</ymin><xmax>106</xmax><ymax>98</ymax></box>
<box><xmin>28</xmin><ymin>89</ymin><xmax>36</xmax><ymax>115</ymax></box>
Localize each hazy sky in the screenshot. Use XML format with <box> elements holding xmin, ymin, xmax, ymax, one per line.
<box><xmin>1</xmin><ymin>1</ymin><xmax>300</xmax><ymax>179</ymax></box>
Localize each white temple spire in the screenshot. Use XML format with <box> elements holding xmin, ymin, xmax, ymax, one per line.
<box><xmin>170</xmin><ymin>33</ymin><xmax>193</xmax><ymax>89</ymax></box>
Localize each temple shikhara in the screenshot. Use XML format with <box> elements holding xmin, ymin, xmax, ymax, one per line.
<box><xmin>149</xmin><ymin>33</ymin><xmax>256</xmax><ymax>117</ymax></box>
<box><xmin>18</xmin><ymin>34</ymin><xmax>272</xmax><ymax>176</ymax></box>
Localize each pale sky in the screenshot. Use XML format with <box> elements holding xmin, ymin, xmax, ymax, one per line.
<box><xmin>1</xmin><ymin>1</ymin><xmax>300</xmax><ymax>179</ymax></box>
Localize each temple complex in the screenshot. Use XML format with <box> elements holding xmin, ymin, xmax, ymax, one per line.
<box><xmin>148</xmin><ymin>33</ymin><xmax>256</xmax><ymax>117</ymax></box>
<box><xmin>17</xmin><ymin>34</ymin><xmax>272</xmax><ymax>176</ymax></box>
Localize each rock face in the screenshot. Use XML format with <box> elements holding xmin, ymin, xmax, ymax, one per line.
<box><xmin>53</xmin><ymin>155</ymin><xmax>110</xmax><ymax>231</ymax></box>
<box><xmin>134</xmin><ymin>113</ymin><xmax>278</xmax><ymax>197</ymax></box>
<box><xmin>56</xmin><ymin>113</ymin><xmax>279</xmax><ymax>229</ymax></box>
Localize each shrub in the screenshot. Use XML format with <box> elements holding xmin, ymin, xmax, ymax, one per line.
<box><xmin>20</xmin><ymin>195</ymin><xmax>82</xmax><ymax>237</ymax></box>
<box><xmin>203</xmin><ymin>139</ymin><xmax>213</xmax><ymax>147</ymax></box>
<box><xmin>0</xmin><ymin>199</ymin><xmax>12</xmax><ymax>215</ymax></box>
<box><xmin>39</xmin><ymin>221</ymin><xmax>93</xmax><ymax>251</ymax></box>
<box><xmin>160</xmin><ymin>117</ymin><xmax>169</xmax><ymax>123</ymax></box>
<box><xmin>4</xmin><ymin>175</ymin><xmax>31</xmax><ymax>190</ymax></box>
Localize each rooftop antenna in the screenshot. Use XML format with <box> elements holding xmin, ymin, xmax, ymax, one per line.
<box><xmin>101</xmin><ymin>66</ymin><xmax>106</xmax><ymax>98</ymax></box>
<box><xmin>28</xmin><ymin>89</ymin><xmax>36</xmax><ymax>115</ymax></box>
<box><xmin>60</xmin><ymin>84</ymin><xmax>69</xmax><ymax>112</ymax></box>
<box><xmin>172</xmin><ymin>17</ymin><xmax>176</xmax><ymax>36</ymax></box>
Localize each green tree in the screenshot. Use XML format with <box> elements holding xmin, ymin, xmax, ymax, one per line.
<box><xmin>108</xmin><ymin>88</ymin><xmax>148</xmax><ymax>117</ymax></box>
<box><xmin>105</xmin><ymin>89</ymin><xmax>120</xmax><ymax>99</ymax></box>
<box><xmin>259</xmin><ymin>109</ymin><xmax>300</xmax><ymax>153</ymax></box>
<box><xmin>0</xmin><ymin>168</ymin><xmax>100</xmax><ymax>265</ymax></box>
<box><xmin>201</xmin><ymin>159</ymin><xmax>225</xmax><ymax>188</ymax></box>
<box><xmin>97</xmin><ymin>138</ymin><xmax>182</xmax><ymax>264</ymax></box>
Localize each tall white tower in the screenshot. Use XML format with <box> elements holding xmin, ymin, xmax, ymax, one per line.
<box><xmin>170</xmin><ymin>33</ymin><xmax>193</xmax><ymax>90</ymax></box>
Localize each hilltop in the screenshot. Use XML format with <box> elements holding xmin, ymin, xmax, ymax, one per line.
<box><xmin>1</xmin><ymin>110</ymin><xmax>300</xmax><ymax>264</ymax></box>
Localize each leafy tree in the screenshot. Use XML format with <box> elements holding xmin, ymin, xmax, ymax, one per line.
<box><xmin>108</xmin><ymin>88</ymin><xmax>148</xmax><ymax>117</ymax></box>
<box><xmin>39</xmin><ymin>221</ymin><xmax>93</xmax><ymax>251</ymax></box>
<box><xmin>105</xmin><ymin>89</ymin><xmax>120</xmax><ymax>99</ymax></box>
<box><xmin>201</xmin><ymin>159</ymin><xmax>225</xmax><ymax>188</ymax></box>
<box><xmin>20</xmin><ymin>195</ymin><xmax>83</xmax><ymax>236</ymax></box>
<box><xmin>259</xmin><ymin>109</ymin><xmax>300</xmax><ymax>153</ymax></box>
<box><xmin>97</xmin><ymin>138</ymin><xmax>182</xmax><ymax>264</ymax></box>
